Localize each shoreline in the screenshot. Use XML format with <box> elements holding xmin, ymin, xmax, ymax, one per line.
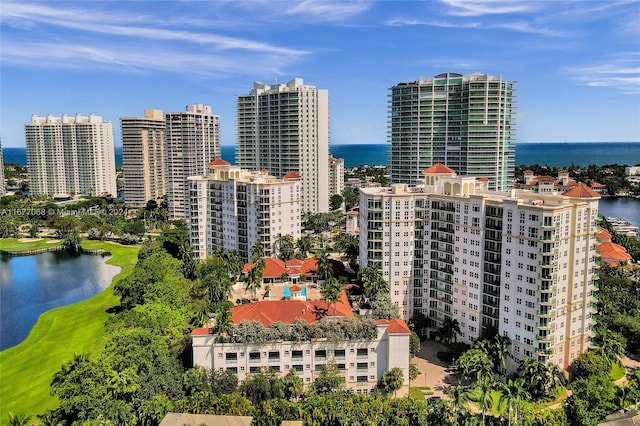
<box><xmin>0</xmin><ymin>239</ymin><xmax>139</xmax><ymax>423</ymax></box>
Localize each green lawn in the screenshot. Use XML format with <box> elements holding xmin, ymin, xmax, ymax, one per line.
<box><xmin>0</xmin><ymin>237</ymin><xmax>62</xmax><ymax>252</ymax></box>
<box><xmin>0</xmin><ymin>240</ymin><xmax>139</xmax><ymax>424</ymax></box>
<box><xmin>611</xmin><ymin>361</ymin><xmax>626</xmax><ymax>381</ymax></box>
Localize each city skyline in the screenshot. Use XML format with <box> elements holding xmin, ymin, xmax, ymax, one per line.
<box><xmin>1</xmin><ymin>1</ymin><xmax>639</xmax><ymax>148</ymax></box>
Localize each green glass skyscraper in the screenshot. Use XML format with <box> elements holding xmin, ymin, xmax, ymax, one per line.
<box><xmin>389</xmin><ymin>73</ymin><xmax>516</xmax><ymax>191</ymax></box>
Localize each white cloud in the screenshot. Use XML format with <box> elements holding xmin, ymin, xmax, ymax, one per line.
<box><xmin>439</xmin><ymin>0</ymin><xmax>539</xmax><ymax>17</ymax></box>
<box><xmin>567</xmin><ymin>53</ymin><xmax>640</xmax><ymax>95</ymax></box>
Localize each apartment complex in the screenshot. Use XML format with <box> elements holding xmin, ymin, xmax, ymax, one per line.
<box><xmin>192</xmin><ymin>293</ymin><xmax>411</xmax><ymax>396</ymax></box>
<box><xmin>236</xmin><ymin>78</ymin><xmax>329</xmax><ymax>214</ymax></box>
<box><xmin>0</xmin><ymin>138</ymin><xmax>5</xmax><ymax>196</ymax></box>
<box><xmin>389</xmin><ymin>73</ymin><xmax>516</xmax><ymax>191</ymax></box>
<box><xmin>166</xmin><ymin>104</ymin><xmax>221</xmax><ymax>219</ymax></box>
<box><xmin>359</xmin><ymin>164</ymin><xmax>599</xmax><ymax>369</ymax></box>
<box><xmin>328</xmin><ymin>155</ymin><xmax>345</xmax><ymax>199</ymax></box>
<box><xmin>25</xmin><ymin>114</ymin><xmax>117</xmax><ymax>198</ymax></box>
<box><xmin>120</xmin><ymin>109</ymin><xmax>167</xmax><ymax>208</ymax></box>
<box><xmin>188</xmin><ymin>159</ymin><xmax>302</xmax><ymax>262</ymax></box>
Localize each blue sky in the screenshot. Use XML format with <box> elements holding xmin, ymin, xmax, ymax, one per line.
<box><xmin>1</xmin><ymin>0</ymin><xmax>639</xmax><ymax>148</ymax></box>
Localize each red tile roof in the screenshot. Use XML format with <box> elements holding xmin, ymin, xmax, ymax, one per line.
<box><xmin>376</xmin><ymin>319</ymin><xmax>411</xmax><ymax>334</ymax></box>
<box><xmin>243</xmin><ymin>257</ymin><xmax>318</xmax><ymax>278</ymax></box>
<box><xmin>562</xmin><ymin>183</ymin><xmax>600</xmax><ymax>198</ymax></box>
<box><xmin>598</xmin><ymin>241</ymin><xmax>632</xmax><ymax>264</ymax></box>
<box><xmin>290</xmin><ymin>285</ymin><xmax>302</xmax><ymax>292</ymax></box>
<box><xmin>283</xmin><ymin>171</ymin><xmax>301</xmax><ymax>179</ymax></box>
<box><xmin>597</xmin><ymin>229</ymin><xmax>612</xmax><ymax>241</ymax></box>
<box><xmin>423</xmin><ymin>163</ymin><xmax>455</xmax><ymax>174</ymax></box>
<box><xmin>230</xmin><ymin>291</ymin><xmax>353</xmax><ymax>326</ymax></box>
<box><xmin>208</xmin><ymin>158</ymin><xmax>230</xmax><ymax>166</ymax></box>
<box><xmin>192</xmin><ymin>327</ymin><xmax>211</xmax><ymax>335</ymax></box>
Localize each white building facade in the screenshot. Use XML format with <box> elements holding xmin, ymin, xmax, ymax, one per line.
<box><xmin>25</xmin><ymin>114</ymin><xmax>117</xmax><ymax>198</ymax></box>
<box><xmin>120</xmin><ymin>109</ymin><xmax>167</xmax><ymax>208</ymax></box>
<box><xmin>359</xmin><ymin>165</ymin><xmax>599</xmax><ymax>369</ymax></box>
<box><xmin>192</xmin><ymin>300</ymin><xmax>410</xmax><ymax>396</ymax></box>
<box><xmin>236</xmin><ymin>78</ymin><xmax>329</xmax><ymax>214</ymax></box>
<box><xmin>328</xmin><ymin>155</ymin><xmax>345</xmax><ymax>200</ymax></box>
<box><xmin>188</xmin><ymin>159</ymin><xmax>302</xmax><ymax>262</ymax></box>
<box><xmin>166</xmin><ymin>104</ymin><xmax>220</xmax><ymax>219</ymax></box>
<box><xmin>389</xmin><ymin>73</ymin><xmax>516</xmax><ymax>191</ymax></box>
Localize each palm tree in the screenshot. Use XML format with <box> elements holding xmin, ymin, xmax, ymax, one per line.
<box><xmin>358</xmin><ymin>264</ymin><xmax>388</xmax><ymax>300</ymax></box>
<box><xmin>7</xmin><ymin>413</ymin><xmax>33</xmax><ymax>426</ymax></box>
<box><xmin>223</xmin><ymin>249</ymin><xmax>244</xmax><ymax>279</ymax></box>
<box><xmin>250</xmin><ymin>240</ymin><xmax>265</xmax><ymax>263</ymax></box>
<box><xmin>214</xmin><ymin>306</ymin><xmax>233</xmax><ymax>337</ymax></box>
<box><xmin>596</xmin><ymin>329</ymin><xmax>627</xmax><ymax>365</ymax></box>
<box><xmin>438</xmin><ymin>317</ymin><xmax>461</xmax><ymax>346</ymax></box>
<box><xmin>445</xmin><ymin>385</ymin><xmax>471</xmax><ymax>425</ymax></box>
<box><xmin>499</xmin><ymin>378</ymin><xmax>529</xmax><ymax>426</ymax></box>
<box><xmin>51</xmin><ymin>352</ymin><xmax>90</xmax><ymax>395</ymax></box>
<box><xmin>316</xmin><ymin>249</ymin><xmax>333</xmax><ymax>282</ymax></box>
<box><xmin>476</xmin><ymin>378</ymin><xmax>494</xmax><ymax>426</ymax></box>
<box><xmin>296</xmin><ymin>235</ymin><xmax>313</xmax><ymax>259</ymax></box>
<box><xmin>321</xmin><ymin>276</ymin><xmax>342</xmax><ymax>316</ymax></box>
<box><xmin>517</xmin><ymin>358</ymin><xmax>551</xmax><ymax>399</ymax></box>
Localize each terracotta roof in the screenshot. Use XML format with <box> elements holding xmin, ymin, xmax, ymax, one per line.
<box><xmin>191</xmin><ymin>327</ymin><xmax>211</xmax><ymax>335</ymax></box>
<box><xmin>260</xmin><ymin>168</ymin><xmax>268</xmax><ymax>173</ymax></box>
<box><xmin>346</xmin><ymin>210</ymin><xmax>359</xmax><ymax>216</ymax></box>
<box><xmin>243</xmin><ymin>257</ymin><xmax>318</xmax><ymax>278</ymax></box>
<box><xmin>376</xmin><ymin>319</ymin><xmax>411</xmax><ymax>334</ymax></box>
<box><xmin>230</xmin><ymin>291</ymin><xmax>353</xmax><ymax>326</ymax></box>
<box><xmin>289</xmin><ymin>285</ymin><xmax>302</xmax><ymax>292</ymax></box>
<box><xmin>423</xmin><ymin>163</ymin><xmax>455</xmax><ymax>174</ymax></box>
<box><xmin>598</xmin><ymin>241</ymin><xmax>632</xmax><ymax>263</ymax></box>
<box><xmin>597</xmin><ymin>229</ymin><xmax>612</xmax><ymax>241</ymax></box>
<box><xmin>562</xmin><ymin>183</ymin><xmax>600</xmax><ymax>198</ymax></box>
<box><xmin>208</xmin><ymin>158</ymin><xmax>230</xmax><ymax>166</ymax></box>
<box><xmin>283</xmin><ymin>171</ymin><xmax>301</xmax><ymax>179</ymax></box>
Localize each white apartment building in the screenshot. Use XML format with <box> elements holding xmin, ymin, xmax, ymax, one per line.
<box><xmin>120</xmin><ymin>109</ymin><xmax>167</xmax><ymax>208</ymax></box>
<box><xmin>188</xmin><ymin>159</ymin><xmax>302</xmax><ymax>262</ymax></box>
<box><xmin>166</xmin><ymin>104</ymin><xmax>220</xmax><ymax>219</ymax></box>
<box><xmin>389</xmin><ymin>73</ymin><xmax>516</xmax><ymax>191</ymax></box>
<box><xmin>236</xmin><ymin>78</ymin><xmax>329</xmax><ymax>214</ymax></box>
<box><xmin>192</xmin><ymin>294</ymin><xmax>411</xmax><ymax>396</ymax></box>
<box><xmin>328</xmin><ymin>155</ymin><xmax>345</xmax><ymax>200</ymax></box>
<box><xmin>359</xmin><ymin>164</ymin><xmax>599</xmax><ymax>369</ymax></box>
<box><xmin>25</xmin><ymin>114</ymin><xmax>117</xmax><ymax>198</ymax></box>
<box><xmin>0</xmin><ymin>137</ymin><xmax>5</xmax><ymax>196</ymax></box>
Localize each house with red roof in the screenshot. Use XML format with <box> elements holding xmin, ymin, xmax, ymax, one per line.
<box><xmin>596</xmin><ymin>229</ymin><xmax>633</xmax><ymax>267</ymax></box>
<box><xmin>192</xmin><ymin>291</ymin><xmax>411</xmax><ymax>396</ymax></box>
<box><xmin>515</xmin><ymin>170</ymin><xmax>606</xmax><ymax>194</ymax></box>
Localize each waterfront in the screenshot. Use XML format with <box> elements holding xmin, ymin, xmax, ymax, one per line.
<box><xmin>0</xmin><ymin>251</ymin><xmax>121</xmax><ymax>350</ymax></box>
<box><xmin>599</xmin><ymin>197</ymin><xmax>640</xmax><ymax>235</ymax></box>
<box><xmin>3</xmin><ymin>142</ymin><xmax>640</xmax><ymax>169</ymax></box>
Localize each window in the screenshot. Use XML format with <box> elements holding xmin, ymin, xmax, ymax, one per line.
<box><xmin>334</xmin><ymin>349</ymin><xmax>345</xmax><ymax>359</ymax></box>
<box><xmin>225</xmin><ymin>352</ymin><xmax>238</xmax><ymax>362</ymax></box>
<box><xmin>292</xmin><ymin>350</ymin><xmax>303</xmax><ymax>360</ymax></box>
<box><xmin>357</xmin><ymin>348</ymin><xmax>368</xmax><ymax>358</ymax></box>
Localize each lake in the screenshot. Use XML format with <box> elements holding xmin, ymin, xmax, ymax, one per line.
<box><xmin>0</xmin><ymin>251</ymin><xmax>121</xmax><ymax>350</ymax></box>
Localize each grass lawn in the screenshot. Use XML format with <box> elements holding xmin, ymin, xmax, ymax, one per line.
<box><xmin>0</xmin><ymin>240</ymin><xmax>139</xmax><ymax>424</ymax></box>
<box><xmin>611</xmin><ymin>361</ymin><xmax>626</xmax><ymax>381</ymax></box>
<box><xmin>0</xmin><ymin>237</ymin><xmax>62</xmax><ymax>252</ymax></box>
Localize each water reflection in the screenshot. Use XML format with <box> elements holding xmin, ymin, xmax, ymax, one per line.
<box><xmin>0</xmin><ymin>251</ymin><xmax>120</xmax><ymax>350</ymax></box>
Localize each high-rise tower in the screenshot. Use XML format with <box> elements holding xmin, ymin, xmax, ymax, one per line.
<box><xmin>120</xmin><ymin>109</ymin><xmax>167</xmax><ymax>208</ymax></box>
<box><xmin>389</xmin><ymin>73</ymin><xmax>516</xmax><ymax>191</ymax></box>
<box><xmin>236</xmin><ymin>78</ymin><xmax>329</xmax><ymax>214</ymax></box>
<box><xmin>166</xmin><ymin>104</ymin><xmax>220</xmax><ymax>219</ymax></box>
<box><xmin>0</xmin><ymin>137</ymin><xmax>5</xmax><ymax>196</ymax></box>
<box><xmin>25</xmin><ymin>114</ymin><xmax>117</xmax><ymax>198</ymax></box>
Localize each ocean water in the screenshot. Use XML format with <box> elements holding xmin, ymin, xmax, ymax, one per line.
<box><xmin>4</xmin><ymin>142</ymin><xmax>639</xmax><ymax>168</ymax></box>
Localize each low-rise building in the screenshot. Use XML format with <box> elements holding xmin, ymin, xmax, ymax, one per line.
<box><xmin>192</xmin><ymin>293</ymin><xmax>411</xmax><ymax>396</ymax></box>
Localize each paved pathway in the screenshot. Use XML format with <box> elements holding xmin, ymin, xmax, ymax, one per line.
<box><xmin>411</xmin><ymin>339</ymin><xmax>453</xmax><ymax>397</ymax></box>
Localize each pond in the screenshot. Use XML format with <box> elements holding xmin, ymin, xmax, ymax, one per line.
<box><xmin>0</xmin><ymin>251</ymin><xmax>121</xmax><ymax>350</ymax></box>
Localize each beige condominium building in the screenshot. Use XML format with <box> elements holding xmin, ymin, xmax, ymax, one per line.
<box><xmin>120</xmin><ymin>109</ymin><xmax>167</xmax><ymax>208</ymax></box>
<box><xmin>25</xmin><ymin>114</ymin><xmax>116</xmax><ymax>198</ymax></box>
<box><xmin>389</xmin><ymin>73</ymin><xmax>516</xmax><ymax>191</ymax></box>
<box><xmin>359</xmin><ymin>164</ymin><xmax>599</xmax><ymax>370</ymax></box>
<box><xmin>166</xmin><ymin>104</ymin><xmax>220</xmax><ymax>219</ymax></box>
<box><xmin>236</xmin><ymin>78</ymin><xmax>329</xmax><ymax>214</ymax></box>
<box><xmin>328</xmin><ymin>155</ymin><xmax>345</xmax><ymax>199</ymax></box>
<box><xmin>188</xmin><ymin>159</ymin><xmax>302</xmax><ymax>262</ymax></box>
